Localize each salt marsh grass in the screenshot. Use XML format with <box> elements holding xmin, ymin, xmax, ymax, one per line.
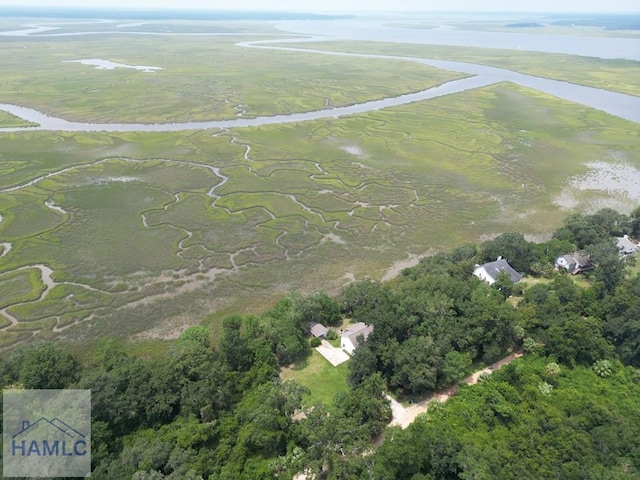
<box><xmin>289</xmin><ymin>40</ymin><xmax>640</xmax><ymax>97</ymax></box>
<box><xmin>1</xmin><ymin>28</ymin><xmax>638</xmax><ymax>350</ymax></box>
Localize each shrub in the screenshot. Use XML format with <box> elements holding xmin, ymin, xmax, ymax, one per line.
<box><xmin>538</xmin><ymin>381</ymin><xmax>553</xmax><ymax>396</ymax></box>
<box><xmin>593</xmin><ymin>359</ymin><xmax>613</xmax><ymax>378</ymax></box>
<box><xmin>523</xmin><ymin>337</ymin><xmax>537</xmax><ymax>355</ymax></box>
<box><xmin>545</xmin><ymin>362</ymin><xmax>561</xmax><ymax>376</ymax></box>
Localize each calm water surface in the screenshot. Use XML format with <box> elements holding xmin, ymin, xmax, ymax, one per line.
<box><xmin>276</xmin><ymin>19</ymin><xmax>640</xmax><ymax>61</ymax></box>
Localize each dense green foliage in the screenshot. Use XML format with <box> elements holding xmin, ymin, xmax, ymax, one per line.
<box><xmin>344</xmin><ymin>208</ymin><xmax>637</xmax><ymax>398</ymax></box>
<box><xmin>361</xmin><ymin>208</ymin><xmax>640</xmax><ymax>479</ymax></box>
<box><xmin>374</xmin><ymin>358</ymin><xmax>640</xmax><ymax>479</ymax></box>
<box><xmin>342</xmin><ymin>265</ymin><xmax>517</xmax><ymax>395</ymax></box>
<box><xmin>1</xmin><ymin>208</ymin><xmax>639</xmax><ymax>478</ymax></box>
<box><xmin>0</xmin><ymin>292</ymin><xmax>390</xmax><ymax>479</ymax></box>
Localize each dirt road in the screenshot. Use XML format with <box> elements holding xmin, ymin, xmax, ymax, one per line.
<box><xmin>388</xmin><ymin>351</ymin><xmax>523</xmax><ymax>428</ymax></box>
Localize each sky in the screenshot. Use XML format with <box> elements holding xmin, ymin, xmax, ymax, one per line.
<box><xmin>1</xmin><ymin>0</ymin><xmax>639</xmax><ymax>13</ymax></box>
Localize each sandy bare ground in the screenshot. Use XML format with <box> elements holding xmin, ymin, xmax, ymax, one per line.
<box><xmin>381</xmin><ymin>253</ymin><xmax>425</xmax><ymax>282</ymax></box>
<box><xmin>388</xmin><ymin>351</ymin><xmax>523</xmax><ymax>429</ymax></box>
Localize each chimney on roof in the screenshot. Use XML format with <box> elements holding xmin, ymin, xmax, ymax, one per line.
<box><xmin>22</xmin><ymin>420</ymin><xmax>29</xmax><ymax>431</ymax></box>
<box><xmin>497</xmin><ymin>256</ymin><xmax>502</xmax><ymax>261</ymax></box>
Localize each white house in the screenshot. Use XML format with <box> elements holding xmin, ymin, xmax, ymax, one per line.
<box><xmin>616</xmin><ymin>235</ymin><xmax>638</xmax><ymax>257</ymax></box>
<box><xmin>341</xmin><ymin>322</ymin><xmax>373</xmax><ymax>355</ymax></box>
<box><xmin>555</xmin><ymin>253</ymin><xmax>592</xmax><ymax>275</ymax></box>
<box><xmin>473</xmin><ymin>258</ymin><xmax>523</xmax><ymax>285</ymax></box>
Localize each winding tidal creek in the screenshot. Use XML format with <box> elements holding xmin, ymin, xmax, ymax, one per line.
<box><xmin>0</xmin><ymin>20</ymin><xmax>639</xmax><ymax>132</ymax></box>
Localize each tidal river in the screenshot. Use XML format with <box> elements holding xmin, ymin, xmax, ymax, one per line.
<box><xmin>276</xmin><ymin>19</ymin><xmax>640</xmax><ymax>61</ymax></box>
<box><xmin>0</xmin><ymin>20</ymin><xmax>639</xmax><ymax>132</ymax></box>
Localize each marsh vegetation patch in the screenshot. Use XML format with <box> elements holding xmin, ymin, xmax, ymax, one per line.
<box><xmin>289</xmin><ymin>40</ymin><xmax>640</xmax><ymax>97</ymax></box>
<box><xmin>0</xmin><ymin>36</ymin><xmax>638</xmax><ymax>349</ymax></box>
<box><xmin>0</xmin><ymin>35</ymin><xmax>462</xmax><ymax>123</ymax></box>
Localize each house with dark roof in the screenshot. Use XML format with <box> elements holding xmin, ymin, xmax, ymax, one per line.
<box><xmin>341</xmin><ymin>322</ymin><xmax>373</xmax><ymax>355</ymax></box>
<box><xmin>473</xmin><ymin>258</ymin><xmax>523</xmax><ymax>285</ymax></box>
<box><xmin>555</xmin><ymin>253</ymin><xmax>592</xmax><ymax>275</ymax></box>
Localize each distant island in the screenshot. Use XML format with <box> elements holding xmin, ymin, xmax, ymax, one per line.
<box><xmin>0</xmin><ymin>6</ymin><xmax>354</xmax><ymax>21</ymax></box>
<box><xmin>506</xmin><ymin>22</ymin><xmax>544</xmax><ymax>28</ymax></box>
<box><xmin>504</xmin><ymin>14</ymin><xmax>640</xmax><ymax>31</ymax></box>
<box><xmin>547</xmin><ymin>13</ymin><xmax>640</xmax><ymax>30</ymax></box>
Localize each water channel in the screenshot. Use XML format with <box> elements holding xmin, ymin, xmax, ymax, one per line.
<box><xmin>0</xmin><ymin>19</ymin><xmax>638</xmax><ymax>133</ymax></box>
<box><xmin>276</xmin><ymin>19</ymin><xmax>640</xmax><ymax>61</ymax></box>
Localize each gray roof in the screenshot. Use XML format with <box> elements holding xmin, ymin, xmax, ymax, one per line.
<box><xmin>309</xmin><ymin>323</ymin><xmax>328</xmax><ymax>337</ymax></box>
<box><xmin>478</xmin><ymin>259</ymin><xmax>523</xmax><ymax>283</ymax></box>
<box><xmin>555</xmin><ymin>253</ymin><xmax>592</xmax><ymax>274</ymax></box>
<box><xmin>342</xmin><ymin>322</ymin><xmax>373</xmax><ymax>349</ymax></box>
<box><xmin>616</xmin><ymin>236</ymin><xmax>638</xmax><ymax>255</ymax></box>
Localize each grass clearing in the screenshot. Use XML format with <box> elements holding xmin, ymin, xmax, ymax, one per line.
<box><xmin>281</xmin><ymin>349</ymin><xmax>350</xmax><ymax>406</ymax></box>
<box><xmin>626</xmin><ymin>259</ymin><xmax>640</xmax><ymax>277</ymax></box>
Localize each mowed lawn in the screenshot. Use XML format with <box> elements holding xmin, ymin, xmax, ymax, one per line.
<box><xmin>281</xmin><ymin>349</ymin><xmax>350</xmax><ymax>406</ymax></box>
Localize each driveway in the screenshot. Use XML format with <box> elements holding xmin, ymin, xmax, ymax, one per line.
<box><xmin>316</xmin><ymin>339</ymin><xmax>350</xmax><ymax>366</ymax></box>
<box><xmin>388</xmin><ymin>351</ymin><xmax>523</xmax><ymax>428</ymax></box>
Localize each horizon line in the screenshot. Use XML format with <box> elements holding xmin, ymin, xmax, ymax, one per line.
<box><xmin>1</xmin><ymin>6</ymin><xmax>639</xmax><ymax>14</ymax></box>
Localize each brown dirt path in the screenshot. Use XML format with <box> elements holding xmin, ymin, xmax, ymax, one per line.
<box><xmin>388</xmin><ymin>351</ymin><xmax>523</xmax><ymax>429</ymax></box>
